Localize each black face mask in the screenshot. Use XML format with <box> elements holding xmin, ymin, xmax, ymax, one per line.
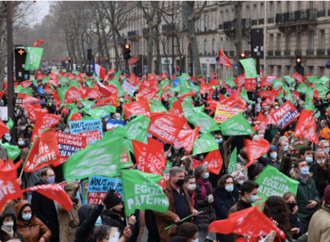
<box><xmin>287</xmin><ymin>202</ymin><xmax>296</xmax><ymax>212</ymax></box>
<box><xmin>176</xmin><ymin>179</ymin><xmax>184</xmax><ymax>187</ymax></box>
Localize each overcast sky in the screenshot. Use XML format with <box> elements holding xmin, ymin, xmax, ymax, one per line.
<box><xmin>35</xmin><ymin>1</ymin><xmax>50</xmax><ymax>24</ymax></box>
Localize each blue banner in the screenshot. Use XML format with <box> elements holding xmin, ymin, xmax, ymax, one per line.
<box><xmin>69</xmin><ymin>119</ymin><xmax>103</xmax><ymax>137</ymax></box>
<box><xmin>37</xmin><ymin>86</ymin><xmax>45</xmax><ymax>94</ymax></box>
<box><xmin>58</xmin><ymin>143</ymin><xmax>82</xmax><ymax>157</ymax></box>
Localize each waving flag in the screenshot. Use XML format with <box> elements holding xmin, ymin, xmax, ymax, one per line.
<box><xmin>244</xmin><ymin>138</ymin><xmax>270</xmax><ymax>168</ymax></box>
<box><xmin>33</xmin><ymin>39</ymin><xmax>44</xmax><ymax>47</ymax></box>
<box><xmin>93</xmin><ymin>63</ymin><xmax>106</xmax><ymax>79</ymax></box>
<box><xmin>201</xmin><ymin>150</ymin><xmax>223</xmax><ymax>175</ymax></box>
<box><xmin>107</xmin><ymin>119</ymin><xmax>127</xmax><ymax>131</ymax></box>
<box><xmin>219</xmin><ymin>48</ymin><xmax>232</xmax><ymax>69</ymax></box>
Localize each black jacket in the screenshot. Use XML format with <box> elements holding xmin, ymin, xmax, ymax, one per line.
<box><xmin>259</xmin><ymin>156</ymin><xmax>281</xmax><ymax>169</ymax></box>
<box><xmin>213</xmin><ymin>187</ymin><xmax>239</xmax><ymax>220</ymax></box>
<box><xmin>0</xmin><ymin>209</ymin><xmax>25</xmax><ymax>242</ymax></box>
<box><xmin>101</xmin><ymin>210</ymin><xmax>136</xmax><ymax>238</ymax></box>
<box><xmin>289</xmin><ymin>213</ymin><xmax>305</xmax><ymax>239</ymax></box>
<box><xmin>310</xmin><ymin>163</ymin><xmax>330</xmax><ymax>198</ymax></box>
<box><xmin>31</xmin><ymin>179</ymin><xmax>59</xmax><ymax>239</ymax></box>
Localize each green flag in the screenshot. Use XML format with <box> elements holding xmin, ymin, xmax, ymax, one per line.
<box><xmin>148</xmin><ymin>99</ymin><xmax>167</xmax><ymax>113</ymax></box>
<box><xmin>187</xmin><ymin>112</ymin><xmax>220</xmax><ymax>134</ymax></box>
<box><xmin>282</xmin><ymin>75</ymin><xmax>295</xmax><ymax>85</ymax></box>
<box><xmin>307</xmin><ymin>75</ymin><xmax>318</xmax><ymax>84</ymax></box>
<box><xmin>73</xmin><ymin>70</ymin><xmax>80</xmax><ymax>75</ymax></box>
<box><xmin>158</xmin><ymin>78</ymin><xmax>172</xmax><ymax>90</ymax></box>
<box><xmin>86</xmin><ymin>80</ymin><xmax>95</xmax><ymax>88</ymax></box>
<box><xmin>319</xmin><ymin>75</ymin><xmax>330</xmax><ymax>85</ymax></box>
<box><xmin>163</xmin><ymin>160</ymin><xmax>173</xmax><ymax>174</ymax></box>
<box><xmin>108</xmin><ymin>80</ymin><xmax>127</xmax><ymax>97</ymax></box>
<box><xmin>6</xmin><ymin>118</ymin><xmax>13</xmax><ymax>131</ymax></box>
<box><xmin>122</xmin><ymin>169</ymin><xmax>169</xmax><ymax>215</ymax></box>
<box><xmin>193</xmin><ymin>133</ymin><xmax>219</xmax><ymax>156</ymax></box>
<box><xmin>228</xmin><ymin>147</ymin><xmax>237</xmax><ymax>175</ymax></box>
<box><xmin>272</xmin><ymin>79</ymin><xmax>283</xmax><ymax>89</ymax></box>
<box><xmin>305</xmin><ymin>87</ymin><xmax>314</xmax><ymax>99</ymax></box>
<box><xmin>1</xmin><ymin>142</ymin><xmax>21</xmax><ymax>160</ymax></box>
<box><xmin>239</xmin><ymin>58</ymin><xmax>257</xmax><ymax>78</ymax></box>
<box><xmin>79</xmin><ymin>98</ymin><xmax>95</xmax><ymax>110</ymax></box>
<box><xmin>58</xmin><ymin>86</ymin><xmax>70</xmax><ymax>103</ymax></box>
<box><xmin>15</xmin><ymin>85</ymin><xmax>33</xmax><ymax>96</ymax></box>
<box><xmin>313</xmin><ymin>83</ymin><xmax>328</xmax><ymax>97</ymax></box>
<box><xmin>59</xmin><ymin>76</ymin><xmax>69</xmax><ymax>85</ymax></box>
<box><xmin>285</xmin><ymin>89</ymin><xmax>295</xmax><ymax>104</ymax></box>
<box><xmin>91</xmin><ymin>106</ymin><xmax>116</xmax><ymax>119</ymax></box>
<box><xmin>220</xmin><ymin>113</ymin><xmax>255</xmax><ymax>136</ymax></box>
<box><xmin>254</xmin><ymin>165</ymin><xmax>299</xmax><ymax>209</ymax></box>
<box><xmin>69</xmin><ymin>79</ymin><xmax>80</xmax><ymax>90</ymax></box>
<box><xmin>240</xmin><ymin>89</ymin><xmax>254</xmax><ymax>105</ymax></box>
<box><xmin>193</xmin><ymin>105</ymin><xmax>205</xmax><ymax>114</ymax></box>
<box><xmin>24</xmin><ymin>47</ymin><xmax>43</xmax><ymax>70</ymax></box>
<box><xmin>296</xmin><ymin>82</ymin><xmax>308</xmax><ymax>94</ymax></box>
<box><xmin>190</xmin><ymin>85</ymin><xmax>200</xmax><ymax>93</ymax></box>
<box><xmin>182</xmin><ymin>101</ymin><xmax>195</xmax><ymax>118</ymax></box>
<box><xmin>225</xmin><ymin>77</ymin><xmax>236</xmax><ymax>88</ymax></box>
<box><xmin>64</xmin><ymin>134</ymin><xmax>126</xmax><ymax>181</ymax></box>
<box><xmin>178</xmin><ymin>87</ymin><xmax>192</xmax><ymax>97</ymax></box>
<box><xmin>304</xmin><ymin>96</ymin><xmax>316</xmax><ymax>111</ymax></box>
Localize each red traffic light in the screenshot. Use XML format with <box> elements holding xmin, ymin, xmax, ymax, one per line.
<box><xmin>124</xmin><ymin>44</ymin><xmax>130</xmax><ymax>49</ymax></box>
<box><xmin>240</xmin><ymin>52</ymin><xmax>246</xmax><ymax>58</ymax></box>
<box><xmin>68</xmin><ymin>57</ymin><xmax>71</xmax><ymax>60</ymax></box>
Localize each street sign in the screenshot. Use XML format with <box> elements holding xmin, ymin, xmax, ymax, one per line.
<box><xmin>233</xmin><ymin>64</ymin><xmax>238</xmax><ymax>70</ymax></box>
<box><xmin>215</xmin><ymin>56</ymin><xmax>220</xmax><ymax>62</ymax></box>
<box><xmin>216</xmin><ymin>62</ymin><xmax>221</xmax><ymax>69</ymax></box>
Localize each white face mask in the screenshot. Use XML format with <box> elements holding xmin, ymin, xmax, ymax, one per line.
<box><xmin>187</xmin><ymin>184</ymin><xmax>196</xmax><ymax>191</ymax></box>
<box><xmin>3</xmin><ymin>222</ymin><xmax>14</xmax><ymax>231</ymax></box>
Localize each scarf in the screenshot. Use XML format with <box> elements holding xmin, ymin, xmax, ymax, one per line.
<box><xmin>197</xmin><ymin>178</ymin><xmax>212</xmax><ymax>200</ymax></box>
<box><xmin>1</xmin><ymin>225</ymin><xmax>14</xmax><ymax>239</ymax></box>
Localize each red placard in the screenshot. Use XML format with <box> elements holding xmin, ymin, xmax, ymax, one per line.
<box><xmin>245</xmin><ymin>77</ymin><xmax>256</xmax><ymax>91</ymax></box>
<box><xmin>268</xmin><ymin>100</ymin><xmax>299</xmax><ymax>129</ymax></box>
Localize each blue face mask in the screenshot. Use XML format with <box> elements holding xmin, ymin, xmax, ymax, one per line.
<box><xmin>247</xmin><ymin>194</ymin><xmax>258</xmax><ymax>203</ymax></box>
<box><xmin>174</xmin><ymin>147</ymin><xmax>180</xmax><ymax>151</ymax></box>
<box><xmin>116</xmin><ymin>118</ymin><xmax>120</xmax><ymax>121</ymax></box>
<box><xmin>21</xmin><ymin>126</ymin><xmax>26</xmax><ymax>130</ymax></box>
<box><xmin>203</xmin><ymin>172</ymin><xmax>209</xmax><ymax>179</ymax></box>
<box><xmin>325</xmin><ymin>148</ymin><xmax>330</xmax><ymax>153</ymax></box>
<box><xmin>215</xmin><ymin>139</ymin><xmax>221</xmax><ymax>144</ymax></box>
<box><xmin>270</xmin><ymin>153</ymin><xmax>277</xmax><ymax>159</ymax></box>
<box><xmin>218</xmin><ymin>138</ymin><xmax>223</xmax><ymax>143</ymax></box>
<box><xmin>64</xmin><ymin>130</ymin><xmax>69</xmax><ymax>134</ymax></box>
<box><xmin>94</xmin><ymin>216</ymin><xmax>102</xmax><ymax>227</ymax></box>
<box><xmin>168</xmin><ymin>153</ymin><xmax>171</xmax><ymax>157</ymax></box>
<box><xmin>22</xmin><ymin>214</ymin><xmax>32</xmax><ymax>221</ymax></box>
<box><xmin>4</xmin><ymin>133</ymin><xmax>10</xmax><ymax>138</ymax></box>
<box><xmin>225</xmin><ymin>185</ymin><xmax>234</xmax><ymax>192</ymax></box>
<box><xmin>300</xmin><ymin>167</ymin><xmax>309</xmax><ymax>176</ymax></box>
<box><xmin>305</xmin><ymin>157</ymin><xmax>313</xmax><ymax>164</ymax></box>
<box><xmin>284</xmin><ymin>144</ymin><xmax>289</xmax><ymax>152</ymax></box>
<box><xmin>238</xmin><ymin>180</ymin><xmax>244</xmax><ymax>185</ymax></box>
<box><xmin>47</xmin><ymin>176</ymin><xmax>55</xmax><ymax>184</ymax></box>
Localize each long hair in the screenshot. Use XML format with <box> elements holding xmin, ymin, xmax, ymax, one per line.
<box><xmin>168</xmin><ymin>222</ymin><xmax>198</xmax><ymax>240</ymax></box>
<box><xmin>263</xmin><ymin>196</ymin><xmax>291</xmax><ymax>235</ymax></box>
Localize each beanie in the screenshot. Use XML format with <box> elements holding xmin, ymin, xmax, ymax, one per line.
<box><xmin>103</xmin><ymin>190</ymin><xmax>122</xmax><ymax>209</ymax></box>
<box><xmin>324</xmin><ymin>185</ymin><xmax>330</xmax><ymax>204</ymax></box>
<box><xmin>64</xmin><ymin>182</ymin><xmax>75</xmax><ymax>191</ymax></box>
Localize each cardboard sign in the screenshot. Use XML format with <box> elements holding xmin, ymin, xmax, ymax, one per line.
<box><xmin>56</xmin><ymin>132</ymin><xmax>87</xmax><ymax>157</ymax></box>
<box><xmin>122</xmin><ymin>81</ymin><xmax>138</xmax><ymax>96</ymax></box>
<box><xmin>85</xmin><ymin>176</ymin><xmax>123</xmax><ymax>205</ymax></box>
<box><xmin>214</xmin><ymin>104</ymin><xmax>242</xmax><ymax>123</ymax></box>
<box><xmin>269</xmin><ymin>100</ymin><xmax>299</xmax><ymax>129</ymax></box>
<box><xmin>69</xmin><ymin>119</ymin><xmax>103</xmax><ymax>138</ymax></box>
<box><xmin>245</xmin><ymin>77</ymin><xmax>256</xmax><ymax>91</ymax></box>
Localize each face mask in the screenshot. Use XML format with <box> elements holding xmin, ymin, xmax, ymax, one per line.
<box><xmin>284</xmin><ymin>144</ymin><xmax>289</xmax><ymax>152</ymax></box>
<box><xmin>28</xmin><ymin>131</ymin><xmax>32</xmax><ymax>135</ymax></box>
<box><xmin>94</xmin><ymin>216</ymin><xmax>102</xmax><ymax>227</ymax></box>
<box><xmin>287</xmin><ymin>202</ymin><xmax>297</xmax><ymax>212</ymax></box>
<box><xmin>218</xmin><ymin>138</ymin><xmax>223</xmax><ymax>143</ymax></box>
<box><xmin>215</xmin><ymin>139</ymin><xmax>221</xmax><ymax>144</ymax></box>
<box><xmin>187</xmin><ymin>184</ymin><xmax>196</xmax><ymax>191</ymax></box>
<box><xmin>191</xmin><ymin>239</ymin><xmax>198</xmax><ymax>242</ymax></box>
<box><xmin>112</xmin><ymin>208</ymin><xmax>122</xmax><ymax>214</ymax></box>
<box><xmin>64</xmin><ymin>130</ymin><xmax>69</xmax><ymax>134</ymax></box>
<box><xmin>78</xmin><ymin>106</ymin><xmax>83</xmax><ymax>109</ymax></box>
<box><xmin>225</xmin><ymin>185</ymin><xmax>234</xmax><ymax>192</ymax></box>
<box><xmin>22</xmin><ymin>214</ymin><xmax>32</xmax><ymax>221</ymax></box>
<box><xmin>317</xmin><ymin>160</ymin><xmax>325</xmax><ymax>165</ymax></box>
<box><xmin>176</xmin><ymin>179</ymin><xmax>184</xmax><ymax>187</ymax></box>
<box><xmin>275</xmin><ymin>106</ymin><xmax>279</xmax><ymax>110</ymax></box>
<box><xmin>3</xmin><ymin>222</ymin><xmax>14</xmax><ymax>231</ymax></box>
<box><xmin>300</xmin><ymin>167</ymin><xmax>309</xmax><ymax>176</ymax></box>
<box><xmin>258</xmin><ymin>134</ymin><xmax>264</xmax><ymax>139</ymax></box>
<box><xmin>21</xmin><ymin>126</ymin><xmax>26</xmax><ymax>130</ymax></box>
<box><xmin>167</xmin><ymin>153</ymin><xmax>171</xmax><ymax>157</ymax></box>
<box><xmin>305</xmin><ymin>157</ymin><xmax>313</xmax><ymax>164</ymax></box>
<box><xmin>4</xmin><ymin>133</ymin><xmax>10</xmax><ymax>138</ymax></box>
<box><xmin>238</xmin><ymin>180</ymin><xmax>244</xmax><ymax>185</ymax></box>
<box><xmin>27</xmin><ymin>120</ymin><xmax>31</xmax><ymax>123</ymax></box>
<box><xmin>247</xmin><ymin>194</ymin><xmax>258</xmax><ymax>203</ymax></box>
<box><xmin>325</xmin><ymin>148</ymin><xmax>330</xmax><ymax>153</ymax></box>
<box><xmin>248</xmin><ymin>121</ymin><xmax>252</xmax><ymax>124</ymax></box>
<box><xmin>18</xmin><ymin>141</ymin><xmax>25</xmax><ymax>146</ymax></box>
<box><xmin>116</xmin><ymin>118</ymin><xmax>120</xmax><ymax>121</ymax></box>
<box><xmin>47</xmin><ymin>176</ymin><xmax>55</xmax><ymax>184</ymax></box>
<box><xmin>270</xmin><ymin>153</ymin><xmax>277</xmax><ymax>159</ymax></box>
<box><xmin>174</xmin><ymin>147</ymin><xmax>180</xmax><ymax>151</ymax></box>
<box><xmin>203</xmin><ymin>172</ymin><xmax>209</xmax><ymax>179</ymax></box>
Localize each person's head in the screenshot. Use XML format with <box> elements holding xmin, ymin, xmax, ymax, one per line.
<box><xmin>233</xmin><ymin>172</ymin><xmax>245</xmax><ymax>185</ymax></box>
<box><xmin>1</xmin><ymin>210</ymin><xmax>15</xmax><ymax>232</ymax></box>
<box><xmin>239</xmin><ymin>147</ymin><xmax>248</xmax><ymax>160</ymax></box>
<box><xmin>217</xmin><ymin>174</ymin><xmax>234</xmax><ymax>192</ymax></box>
<box><xmin>194</xmin><ymin>165</ymin><xmax>209</xmax><ymax>180</ymax></box>
<box><xmin>324</xmin><ymin>185</ymin><xmax>330</xmax><ymax>206</ymax></box>
<box><xmin>283</xmin><ymin>192</ymin><xmax>297</xmax><ymax>213</ymax></box>
<box><xmin>314</xmin><ymin>148</ymin><xmax>326</xmax><ymax>165</ymax></box>
<box><xmin>263</xmin><ymin>196</ymin><xmax>291</xmax><ymax>235</ymax></box>
<box><xmin>277</xmin><ymin>139</ymin><xmax>288</xmax><ymax>153</ymax></box>
<box><xmin>64</xmin><ymin>182</ymin><xmax>77</xmax><ymax>199</ymax></box>
<box><xmin>256</xmin><ymin>129</ymin><xmax>264</xmax><ymax>138</ymax></box>
<box><xmin>247</xmin><ymin>116</ymin><xmax>252</xmax><ymax>124</ymax></box>
<box><xmin>241</xmin><ymin>180</ymin><xmax>259</xmax><ymax>204</ymax></box>
<box><xmin>267</xmin><ymin>145</ymin><xmax>279</xmax><ymax>160</ymax></box>
<box><xmin>103</xmin><ymin>191</ymin><xmax>123</xmax><ymax>213</ymax></box>
<box><xmin>321</xmin><ymin>119</ymin><xmax>327</xmax><ymax>128</ymax></box>
<box><xmin>320</xmin><ymin>140</ymin><xmax>330</xmax><ymax>153</ymax></box>
<box><xmin>252</xmin><ymin>135</ymin><xmax>261</xmax><ymax>142</ymax></box>
<box><xmin>17</xmin><ymin>201</ymin><xmax>34</xmax><ymax>222</ymax></box>
<box><xmin>114</xmin><ymin>113</ymin><xmax>121</xmax><ymax>120</ymax></box>
<box><xmin>294</xmin><ymin>159</ymin><xmax>309</xmax><ymax>177</ymax></box>
<box><xmin>299</xmin><ymin>146</ymin><xmax>313</xmax><ymax>164</ymax></box>
<box><xmin>17</xmin><ymin>137</ymin><xmax>25</xmax><ymax>147</ymax></box>
<box><xmin>93</xmin><ymin>225</ymin><xmax>111</xmax><ymax>242</ymax></box>
<box><xmin>168</xmin><ymin>222</ymin><xmax>198</xmax><ymax>242</ymax></box>
<box><xmin>41</xmin><ymin>167</ymin><xmax>55</xmax><ymax>184</ymax></box>
<box><xmin>169</xmin><ymin>167</ymin><xmax>185</xmax><ymax>187</ymax></box>
<box><xmin>214</xmin><ymin>133</ymin><xmax>223</xmax><ymax>144</ymax></box>
<box><xmin>27</xmin><ymin>126</ymin><xmax>33</xmax><ymax>135</ymax></box>
<box><xmin>184</xmin><ymin>175</ymin><xmax>196</xmax><ymax>191</ymax></box>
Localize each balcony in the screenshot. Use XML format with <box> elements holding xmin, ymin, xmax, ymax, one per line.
<box><xmin>128</xmin><ymin>30</ymin><xmax>139</xmax><ymax>38</ymax></box>
<box><xmin>275</xmin><ymin>9</ymin><xmax>317</xmax><ymax>25</ymax></box>
<box><xmin>306</xmin><ymin>49</ymin><xmax>314</xmax><ymax>55</ymax></box>
<box><xmin>275</xmin><ymin>50</ymin><xmax>281</xmax><ymax>56</ymax></box>
<box><xmin>259</xmin><ymin>18</ymin><xmax>264</xmax><ymax>25</ymax></box>
<box><xmin>317</xmin><ymin>48</ymin><xmax>325</xmax><ymax>55</ymax></box>
<box><xmin>242</xmin><ymin>18</ymin><xmax>251</xmax><ymax>29</ymax></box>
<box><xmin>229</xmin><ymin>50</ymin><xmax>235</xmax><ymax>56</ymax></box>
<box><xmin>223</xmin><ymin>21</ymin><xmax>234</xmax><ymax>31</ymax></box>
<box><xmin>268</xmin><ymin>17</ymin><xmax>274</xmax><ymax>23</ymax></box>
<box><xmin>219</xmin><ymin>24</ymin><xmax>223</xmax><ymax>29</ymax></box>
<box><xmin>162</xmin><ymin>23</ymin><xmax>175</xmax><ymax>32</ymax></box>
<box><xmin>317</xmin><ymin>10</ymin><xmax>325</xmax><ymax>17</ymax></box>
<box><xmin>284</xmin><ymin>49</ymin><xmax>291</xmax><ymax>56</ymax></box>
<box><xmin>252</xmin><ymin>19</ymin><xmax>257</xmax><ymax>25</ymax></box>
<box><xmin>295</xmin><ymin>49</ymin><xmax>302</xmax><ymax>55</ymax></box>
<box><xmin>268</xmin><ymin>50</ymin><xmax>274</xmax><ymax>56</ymax></box>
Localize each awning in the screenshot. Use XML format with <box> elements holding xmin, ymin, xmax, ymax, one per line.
<box><xmin>128</xmin><ymin>57</ymin><xmax>140</xmax><ymax>65</ymax></box>
<box><xmin>326</xmin><ymin>59</ymin><xmax>330</xmax><ymax>69</ymax></box>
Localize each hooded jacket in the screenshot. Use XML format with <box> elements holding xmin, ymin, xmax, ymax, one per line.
<box><xmin>0</xmin><ymin>209</ymin><xmax>25</xmax><ymax>242</ymax></box>
<box><xmin>16</xmin><ymin>200</ymin><xmax>51</xmax><ymax>242</ymax></box>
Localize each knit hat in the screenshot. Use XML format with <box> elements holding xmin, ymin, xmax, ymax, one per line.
<box><xmin>64</xmin><ymin>182</ymin><xmax>75</xmax><ymax>191</ymax></box>
<box><xmin>233</xmin><ymin>172</ymin><xmax>244</xmax><ymax>181</ymax></box>
<box><xmin>103</xmin><ymin>190</ymin><xmax>122</xmax><ymax>209</ymax></box>
<box><xmin>324</xmin><ymin>185</ymin><xmax>330</xmax><ymax>204</ymax></box>
<box><xmin>267</xmin><ymin>145</ymin><xmax>279</xmax><ymax>157</ymax></box>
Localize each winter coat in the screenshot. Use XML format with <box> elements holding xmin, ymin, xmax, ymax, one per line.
<box><xmin>236</xmin><ymin>154</ymin><xmax>249</xmax><ymax>180</ymax></box>
<box><xmin>154</xmin><ymin>179</ymin><xmax>193</xmax><ymax>242</ymax></box>
<box><xmin>290</xmin><ymin>169</ymin><xmax>319</xmax><ymax>230</ymax></box>
<box><xmin>307</xmin><ymin>204</ymin><xmax>330</xmax><ymax>242</ymax></box>
<box><xmin>101</xmin><ymin>210</ymin><xmax>136</xmax><ymax>238</ymax></box>
<box><xmin>57</xmin><ymin>198</ymin><xmax>82</xmax><ymax>242</ymax></box>
<box><xmin>289</xmin><ymin>213</ymin><xmax>305</xmax><ymax>239</ymax></box>
<box><xmin>310</xmin><ymin>163</ymin><xmax>330</xmax><ymax>198</ymax></box>
<box><xmin>259</xmin><ymin>156</ymin><xmax>281</xmax><ymax>169</ymax></box>
<box><xmin>195</xmin><ymin>179</ymin><xmax>215</xmax><ymax>229</ymax></box>
<box><xmin>16</xmin><ymin>200</ymin><xmax>51</xmax><ymax>242</ymax></box>
<box><xmin>31</xmin><ymin>179</ymin><xmax>59</xmax><ymax>239</ymax></box>
<box><xmin>0</xmin><ymin>209</ymin><xmax>25</xmax><ymax>242</ymax></box>
<box><xmin>213</xmin><ymin>187</ymin><xmax>239</xmax><ymax>220</ymax></box>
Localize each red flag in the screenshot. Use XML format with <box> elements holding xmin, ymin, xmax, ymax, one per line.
<box><xmin>84</xmin><ymin>87</ymin><xmax>101</xmax><ymax>100</ymax></box>
<box><xmin>202</xmin><ymin>150</ymin><xmax>223</xmax><ymax>174</ymax></box>
<box><xmin>208</xmin><ymin>79</ymin><xmax>220</xmax><ymax>86</ymax></box>
<box><xmin>208</xmin><ymin>206</ymin><xmax>286</xmax><ymax>240</ymax></box>
<box><xmin>170</xmin><ymin>100</ymin><xmax>185</xmax><ymax>118</ymax></box>
<box><xmin>255</xmin><ymin>113</ymin><xmax>268</xmax><ymax>131</ymax></box>
<box><xmin>210</xmin><ymin>73</ymin><xmax>217</xmax><ymax>80</ymax></box>
<box><xmin>122</xmin><ymin>99</ymin><xmax>151</xmax><ymax>119</ymax></box>
<box><xmin>219</xmin><ymin>48</ymin><xmax>232</xmax><ymax>69</ymax></box>
<box><xmin>96</xmin><ymin>80</ymin><xmax>113</xmax><ymax>97</ymax></box>
<box><xmin>148</xmin><ymin>113</ymin><xmax>186</xmax><ymax>144</ymax></box>
<box><xmin>301</xmin><ymin>119</ymin><xmax>321</xmax><ymax>146</ymax></box>
<box><xmin>33</xmin><ymin>39</ymin><xmax>44</xmax><ymax>47</ymax></box>
<box><xmin>70</xmin><ymin>112</ymin><xmax>82</xmax><ymax>121</ymax></box>
<box><xmin>0</xmin><ymin>159</ymin><xmax>22</xmax><ymax>171</ymax></box>
<box><xmin>17</xmin><ymin>93</ymin><xmax>40</xmax><ymax>104</ymax></box>
<box><xmin>43</xmin><ymin>84</ymin><xmax>55</xmax><ymax>95</ymax></box>
<box><xmin>200</xmin><ymin>82</ymin><xmax>215</xmax><ymax>95</ymax></box>
<box><xmin>31</xmin><ymin>112</ymin><xmax>60</xmax><ymax>141</ymax></box>
<box><xmin>290</xmin><ymin>72</ymin><xmax>304</xmax><ymax>84</ymax></box>
<box><xmin>64</xmin><ymin>86</ymin><xmax>83</xmax><ymax>103</ymax></box>
<box><xmin>294</xmin><ymin>109</ymin><xmax>314</xmax><ymax>137</ymax></box>
<box><xmin>174</xmin><ymin>127</ymin><xmax>200</xmax><ymax>154</ymax></box>
<box><xmin>26</xmin><ymin>107</ymin><xmax>48</xmax><ymax>122</ymax></box>
<box><xmin>197</xmin><ymin>76</ymin><xmax>207</xmax><ymax>84</ymax></box>
<box><xmin>107</xmin><ymin>69</ymin><xmax>116</xmax><ymax>75</ymax></box>
<box><xmin>20</xmin><ymin>80</ymin><xmax>31</xmax><ymax>88</ymax></box>
<box><xmin>22</xmin><ymin>184</ymin><xmax>73</xmax><ymax>211</ymax></box>
<box><xmin>49</xmin><ymin>78</ymin><xmax>59</xmax><ymax>87</ymax></box>
<box><xmin>244</xmin><ymin>138</ymin><xmax>270</xmax><ymax>168</ymax></box>
<box><xmin>0</xmin><ymin>120</ymin><xmax>9</xmax><ymax>138</ymax></box>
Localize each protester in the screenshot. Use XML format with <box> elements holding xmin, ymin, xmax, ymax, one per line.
<box><xmin>93</xmin><ymin>225</ymin><xmax>132</xmax><ymax>242</ymax></box>
<box><xmin>184</xmin><ymin>175</ymin><xmax>198</xmax><ymax>211</ymax></box>
<box><xmin>310</xmin><ymin>148</ymin><xmax>330</xmax><ymax>198</ymax></box>
<box><xmin>168</xmin><ymin>222</ymin><xmax>198</xmax><ymax>242</ymax></box>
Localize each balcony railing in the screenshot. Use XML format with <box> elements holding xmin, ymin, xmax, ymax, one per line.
<box><xmin>317</xmin><ymin>10</ymin><xmax>325</xmax><ymax>17</ymax></box>
<box><xmin>306</xmin><ymin>49</ymin><xmax>314</xmax><ymax>55</ymax></box>
<box><xmin>128</xmin><ymin>30</ymin><xmax>139</xmax><ymax>37</ymax></box>
<box><xmin>284</xmin><ymin>49</ymin><xmax>291</xmax><ymax>56</ymax></box>
<box><xmin>276</xmin><ymin>8</ymin><xmax>317</xmax><ymax>25</ymax></box>
<box><xmin>295</xmin><ymin>49</ymin><xmax>302</xmax><ymax>55</ymax></box>
<box><xmin>242</xmin><ymin>18</ymin><xmax>251</xmax><ymax>29</ymax></box>
<box><xmin>268</xmin><ymin>50</ymin><xmax>274</xmax><ymax>56</ymax></box>
<box><xmin>223</xmin><ymin>21</ymin><xmax>234</xmax><ymax>31</ymax></box>
<box><xmin>259</xmin><ymin>18</ymin><xmax>264</xmax><ymax>25</ymax></box>
<box><xmin>162</xmin><ymin>23</ymin><xmax>175</xmax><ymax>32</ymax></box>
<box><xmin>252</xmin><ymin>19</ymin><xmax>257</xmax><ymax>25</ymax></box>
<box><xmin>275</xmin><ymin>50</ymin><xmax>281</xmax><ymax>56</ymax></box>
<box><xmin>268</xmin><ymin>17</ymin><xmax>274</xmax><ymax>23</ymax></box>
<box><xmin>229</xmin><ymin>50</ymin><xmax>235</xmax><ymax>56</ymax></box>
<box><xmin>219</xmin><ymin>24</ymin><xmax>223</xmax><ymax>29</ymax></box>
<box><xmin>317</xmin><ymin>48</ymin><xmax>325</xmax><ymax>55</ymax></box>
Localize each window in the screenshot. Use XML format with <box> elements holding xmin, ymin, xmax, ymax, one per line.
<box><xmin>286</xmin><ymin>2</ymin><xmax>290</xmax><ymax>11</ymax></box>
<box><xmin>201</xmin><ymin>15</ymin><xmax>204</xmax><ymax>31</ymax></box>
<box><xmin>212</xmin><ymin>39</ymin><xmax>215</xmax><ymax>54</ymax></box>
<box><xmin>297</xmin><ymin>2</ymin><xmax>301</xmax><ymax>10</ymax></box>
<box><xmin>309</xmin><ymin>31</ymin><xmax>314</xmax><ymax>49</ymax></box>
<box><xmin>220</xmin><ymin>38</ymin><xmax>223</xmax><ymax>49</ymax></box>
<box><xmin>320</xmin><ymin>30</ymin><xmax>325</xmax><ymax>48</ymax></box>
<box><xmin>269</xmin><ymin>34</ymin><xmax>274</xmax><ymax>49</ymax></box>
<box><xmin>309</xmin><ymin>1</ymin><xmax>313</xmax><ymax>9</ymax></box>
<box><xmin>277</xmin><ymin>1</ymin><xmax>281</xmax><ymax>13</ymax></box>
<box><xmin>285</xmin><ymin>33</ymin><xmax>290</xmax><ymax>49</ymax></box>
<box><xmin>202</xmin><ymin>64</ymin><xmax>207</xmax><ymax>77</ymax></box>
<box><xmin>225</xmin><ymin>10</ymin><xmax>228</xmax><ymax>21</ymax></box>
<box><xmin>260</xmin><ymin>3</ymin><xmax>264</xmax><ymax>18</ymax></box>
<box><xmin>212</xmin><ymin>12</ymin><xmax>216</xmax><ymax>30</ymax></box>
<box><xmin>253</xmin><ymin>5</ymin><xmax>257</xmax><ymax>19</ymax></box>
<box><xmin>220</xmin><ymin>11</ymin><xmax>223</xmax><ymax>24</ymax></box>
<box><xmin>276</xmin><ymin>34</ymin><xmax>281</xmax><ymax>49</ymax></box>
<box><xmin>319</xmin><ymin>2</ymin><xmax>325</xmax><ymax>11</ymax></box>
<box><xmin>269</xmin><ymin>2</ymin><xmax>273</xmax><ymax>17</ymax></box>
<box><xmin>205</xmin><ymin>14</ymin><xmax>208</xmax><ymax>30</ymax></box>
<box><xmin>204</xmin><ymin>39</ymin><xmax>207</xmax><ymax>54</ymax></box>
<box><xmin>232</xmin><ymin>9</ymin><xmax>234</xmax><ymax>20</ymax></box>
<box><xmin>296</xmin><ymin>32</ymin><xmax>301</xmax><ymax>48</ymax></box>
<box><xmin>247</xmin><ymin>6</ymin><xmax>250</xmax><ymax>18</ymax></box>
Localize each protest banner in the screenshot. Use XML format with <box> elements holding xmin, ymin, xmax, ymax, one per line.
<box><xmin>254</xmin><ymin>165</ymin><xmax>299</xmax><ymax>210</ymax></box>
<box><xmin>56</xmin><ymin>132</ymin><xmax>87</xmax><ymax>157</ymax></box>
<box><xmin>69</xmin><ymin>119</ymin><xmax>103</xmax><ymax>139</ymax></box>
<box><xmin>122</xmin><ymin>81</ymin><xmax>138</xmax><ymax>96</ymax></box>
<box><xmin>85</xmin><ymin>176</ymin><xmax>123</xmax><ymax>205</ymax></box>
<box><xmin>268</xmin><ymin>100</ymin><xmax>299</xmax><ymax>129</ymax></box>
<box><xmin>291</xmin><ymin>138</ymin><xmax>308</xmax><ymax>158</ymax></box>
<box><xmin>245</xmin><ymin>77</ymin><xmax>256</xmax><ymax>91</ymax></box>
<box><xmin>214</xmin><ymin>104</ymin><xmax>242</xmax><ymax>123</ymax></box>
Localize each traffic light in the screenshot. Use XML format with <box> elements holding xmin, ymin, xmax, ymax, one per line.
<box><xmin>240</xmin><ymin>52</ymin><xmax>246</xmax><ymax>59</ymax></box>
<box><xmin>123</xmin><ymin>44</ymin><xmax>131</xmax><ymax>60</ymax></box>
<box><xmin>296</xmin><ymin>55</ymin><xmax>301</xmax><ymax>66</ymax></box>
<box><xmin>14</xmin><ymin>46</ymin><xmax>29</xmax><ymax>81</ymax></box>
<box><xmin>68</xmin><ymin>57</ymin><xmax>71</xmax><ymax>63</ymax></box>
